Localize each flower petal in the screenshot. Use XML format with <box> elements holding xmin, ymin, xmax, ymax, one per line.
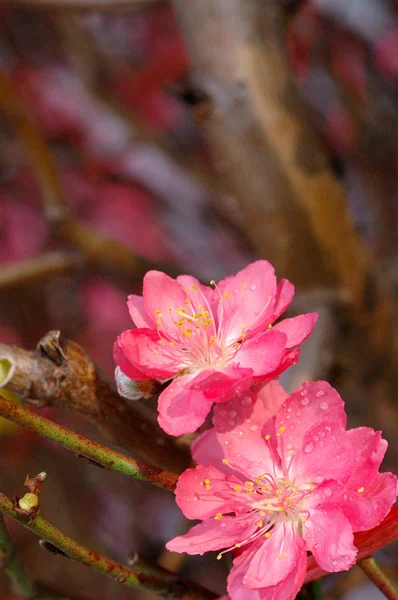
<box><xmin>244</xmin><ymin>522</ymin><xmax>303</xmax><ymax>588</ymax></box>
<box><xmin>228</xmin><ymin>550</ymin><xmax>263</xmax><ymax>600</ymax></box>
<box><xmin>143</xmin><ymin>270</ymin><xmax>187</xmax><ymax>333</ymax></box>
<box><xmin>237</xmin><ymin>330</ymin><xmax>287</xmax><ymax>378</ymax></box>
<box><xmin>166</xmin><ymin>516</ymin><xmax>255</xmax><ymax>555</ymax></box>
<box><xmin>342</xmin><ymin>472</ymin><xmax>398</xmax><ymax>532</ymax></box>
<box><xmin>345</xmin><ymin>427</ymin><xmax>388</xmax><ymax>490</ymax></box>
<box><xmin>113</xmin><ymin>335</ymin><xmax>149</xmax><ymax>381</ymax></box>
<box><xmin>292</xmin><ymin>420</ymin><xmax>355</xmax><ymax>485</ymax></box>
<box><xmin>260</xmin><ymin>539</ymin><xmax>307</xmax><ymax>600</ymax></box>
<box><xmin>192</xmin><ymin>428</ymin><xmax>235</xmax><ymax>474</ymax></box>
<box><xmin>174</xmin><ymin>464</ymin><xmax>243</xmax><ymax>520</ymax></box>
<box><xmin>118</xmin><ymin>328</ymin><xmax>182</xmax><ymax>379</ymax></box>
<box><xmin>189</xmin><ymin>366</ymin><xmax>253</xmax><ymax>402</ymax></box>
<box><xmin>273</xmin><ymin>313</ymin><xmax>318</xmax><ymax>349</ymax></box>
<box><xmin>157</xmin><ymin>374</ymin><xmax>213</xmax><ymax>436</ymax></box>
<box><xmin>302</xmin><ymin>505</ymin><xmax>357</xmax><ymax>572</ymax></box>
<box><xmin>127</xmin><ymin>294</ymin><xmax>154</xmax><ymax>328</ymax></box>
<box><xmin>269</xmin><ymin>278</ymin><xmax>295</xmax><ymax>321</ymax></box>
<box><xmin>218</xmin><ymin>260</ymin><xmax>277</xmax><ymax>341</ymax></box>
<box><xmin>276</xmin><ymin>381</ymin><xmax>347</xmax><ymax>465</ymax></box>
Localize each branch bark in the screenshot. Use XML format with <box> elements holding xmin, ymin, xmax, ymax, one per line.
<box><xmin>0</xmin><ymin>492</ymin><xmax>216</xmax><ymax>600</ymax></box>
<box><xmin>0</xmin><ymin>332</ymin><xmax>189</xmax><ymax>473</ymax></box>
<box><xmin>172</xmin><ymin>0</ymin><xmax>370</xmax><ymax>303</ymax></box>
<box><xmin>0</xmin><ymin>252</ymin><xmax>81</xmax><ymax>291</ymax></box>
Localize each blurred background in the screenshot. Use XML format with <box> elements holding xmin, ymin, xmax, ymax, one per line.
<box><xmin>0</xmin><ymin>0</ymin><xmax>397</xmax><ymax>598</ymax></box>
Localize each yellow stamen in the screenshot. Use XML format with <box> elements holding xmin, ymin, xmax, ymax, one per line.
<box><xmin>222</xmin><ymin>459</ymin><xmax>229</xmax><ymax>465</ymax></box>
<box><xmin>358</xmin><ymin>487</ymin><xmax>365</xmax><ymax>493</ymax></box>
<box><xmin>277</xmin><ymin>427</ymin><xmax>286</xmax><ymax>436</ymax></box>
<box><xmin>264</xmin><ymin>532</ymin><xmax>271</xmax><ymax>538</ymax></box>
<box><xmin>215</xmin><ymin>513</ymin><xmax>222</xmax><ymax>520</ymax></box>
<box><xmin>265</xmin><ymin>434</ymin><xmax>271</xmax><ymax>440</ymax></box>
<box><xmin>257</xmin><ymin>521</ymin><xmax>263</xmax><ymax>528</ymax></box>
<box><xmin>217</xmin><ymin>554</ymin><xmax>222</xmax><ymax>560</ymax></box>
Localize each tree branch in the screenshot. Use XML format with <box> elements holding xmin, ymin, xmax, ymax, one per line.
<box><xmin>0</xmin><ymin>393</ymin><xmax>178</xmax><ymax>491</ymax></box>
<box><xmin>0</xmin><ymin>332</ymin><xmax>189</xmax><ymax>473</ymax></box>
<box><xmin>358</xmin><ymin>557</ymin><xmax>398</xmax><ymax>600</ymax></box>
<box><xmin>0</xmin><ymin>492</ymin><xmax>216</xmax><ymax>600</ymax></box>
<box><xmin>0</xmin><ymin>252</ymin><xmax>81</xmax><ymax>291</ymax></box>
<box><xmin>0</xmin><ymin>514</ymin><xmax>39</xmax><ymax>599</ymax></box>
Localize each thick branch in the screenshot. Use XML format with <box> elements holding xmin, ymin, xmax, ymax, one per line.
<box><xmin>305</xmin><ymin>505</ymin><xmax>398</xmax><ymax>583</ymax></box>
<box><xmin>0</xmin><ymin>332</ymin><xmax>189</xmax><ymax>473</ymax></box>
<box><xmin>0</xmin><ymin>492</ymin><xmax>216</xmax><ymax>600</ymax></box>
<box><xmin>0</xmin><ymin>514</ymin><xmax>38</xmax><ymax>599</ymax></box>
<box><xmin>0</xmin><ymin>394</ymin><xmax>178</xmax><ymax>491</ymax></box>
<box><xmin>173</xmin><ymin>0</ymin><xmax>370</xmax><ymax>303</ymax></box>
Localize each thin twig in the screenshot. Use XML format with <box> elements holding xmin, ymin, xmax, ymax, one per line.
<box><xmin>0</xmin><ymin>333</ymin><xmax>189</xmax><ymax>473</ymax></box>
<box><xmin>0</xmin><ymin>393</ymin><xmax>178</xmax><ymax>491</ymax></box>
<box><xmin>0</xmin><ymin>252</ymin><xmax>81</xmax><ymax>291</ymax></box>
<box><xmin>0</xmin><ymin>514</ymin><xmax>39</xmax><ymax>599</ymax></box>
<box><xmin>358</xmin><ymin>557</ymin><xmax>398</xmax><ymax>600</ymax></box>
<box><xmin>0</xmin><ymin>492</ymin><xmax>216</xmax><ymax>600</ymax></box>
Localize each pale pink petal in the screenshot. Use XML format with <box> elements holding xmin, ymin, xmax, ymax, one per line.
<box><xmin>260</xmin><ymin>538</ymin><xmax>307</xmax><ymax>600</ymax></box>
<box><xmin>127</xmin><ymin>294</ymin><xmax>154</xmax><ymax>328</ymax></box>
<box><xmin>157</xmin><ymin>374</ymin><xmax>213</xmax><ymax>436</ymax></box>
<box><xmin>273</xmin><ymin>313</ymin><xmax>318</xmax><ymax>349</ymax></box>
<box><xmin>192</xmin><ymin>429</ymin><xmax>235</xmax><ymax>475</ymax></box>
<box><xmin>244</xmin><ymin>522</ymin><xmax>302</xmax><ymax>588</ymax></box>
<box><xmin>166</xmin><ymin>516</ymin><xmax>255</xmax><ymax>555</ymax></box>
<box><xmin>253</xmin><ymin>379</ymin><xmax>289</xmax><ymax>415</ymax></box>
<box><xmin>269</xmin><ymin>278</ymin><xmax>295</xmax><ymax>321</ymax></box>
<box><xmin>342</xmin><ymin>472</ymin><xmax>398</xmax><ymax>532</ymax></box>
<box><xmin>228</xmin><ymin>550</ymin><xmax>263</xmax><ymax>600</ymax></box>
<box><xmin>236</xmin><ymin>330</ymin><xmax>287</xmax><ymax>378</ymax></box>
<box><xmin>174</xmin><ymin>464</ymin><xmax>243</xmax><ymax>519</ymax></box>
<box><xmin>190</xmin><ymin>366</ymin><xmax>253</xmax><ymax>402</ymax></box>
<box><xmin>213</xmin><ymin>389</ymin><xmax>279</xmax><ymax>480</ymax></box>
<box><xmin>292</xmin><ymin>420</ymin><xmax>356</xmax><ymax>485</ymax></box>
<box><xmin>302</xmin><ymin>506</ymin><xmax>357</xmax><ymax>572</ymax></box>
<box><xmin>345</xmin><ymin>428</ymin><xmax>388</xmax><ymax>490</ymax></box>
<box><xmin>118</xmin><ymin>328</ymin><xmax>182</xmax><ymax>378</ymax></box>
<box><xmin>113</xmin><ymin>335</ymin><xmax>149</xmax><ymax>381</ymax></box>
<box><xmin>217</xmin><ymin>261</ymin><xmax>277</xmax><ymax>342</ymax></box>
<box><xmin>276</xmin><ymin>381</ymin><xmax>346</xmax><ymax>464</ymax></box>
<box><xmin>143</xmin><ymin>270</ymin><xmax>187</xmax><ymax>333</ymax></box>
<box><xmin>177</xmin><ymin>275</ymin><xmax>216</xmax><ymax>307</ymax></box>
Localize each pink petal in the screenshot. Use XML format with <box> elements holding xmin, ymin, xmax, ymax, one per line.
<box><xmin>276</xmin><ymin>381</ymin><xmax>347</xmax><ymax>464</ymax></box>
<box><xmin>292</xmin><ymin>420</ymin><xmax>355</xmax><ymax>485</ymax></box>
<box><xmin>302</xmin><ymin>505</ymin><xmax>357</xmax><ymax>572</ymax></box>
<box><xmin>213</xmin><ymin>387</ymin><xmax>280</xmax><ymax>480</ymax></box>
<box><xmin>244</xmin><ymin>522</ymin><xmax>303</xmax><ymax>588</ymax></box>
<box><xmin>342</xmin><ymin>472</ymin><xmax>398</xmax><ymax>532</ymax></box>
<box><xmin>228</xmin><ymin>550</ymin><xmax>263</xmax><ymax>600</ymax></box>
<box><xmin>237</xmin><ymin>330</ymin><xmax>287</xmax><ymax>378</ymax></box>
<box><xmin>218</xmin><ymin>260</ymin><xmax>277</xmax><ymax>341</ymax></box>
<box><xmin>273</xmin><ymin>313</ymin><xmax>318</xmax><ymax>349</ymax></box>
<box><xmin>261</xmin><ymin>349</ymin><xmax>300</xmax><ymax>381</ymax></box>
<box><xmin>192</xmin><ymin>428</ymin><xmax>235</xmax><ymax>475</ymax></box>
<box><xmin>118</xmin><ymin>328</ymin><xmax>182</xmax><ymax>379</ymax></box>
<box><xmin>166</xmin><ymin>516</ymin><xmax>255</xmax><ymax>555</ymax></box>
<box><xmin>346</xmin><ymin>427</ymin><xmax>388</xmax><ymax>490</ymax></box>
<box><xmin>143</xmin><ymin>270</ymin><xmax>187</xmax><ymax>333</ymax></box>
<box><xmin>174</xmin><ymin>464</ymin><xmax>243</xmax><ymax>520</ymax></box>
<box><xmin>190</xmin><ymin>366</ymin><xmax>253</xmax><ymax>402</ymax></box>
<box><xmin>113</xmin><ymin>335</ymin><xmax>149</xmax><ymax>381</ymax></box>
<box><xmin>157</xmin><ymin>374</ymin><xmax>213</xmax><ymax>436</ymax></box>
<box><xmin>127</xmin><ymin>294</ymin><xmax>154</xmax><ymax>328</ymax></box>
<box><xmin>269</xmin><ymin>278</ymin><xmax>295</xmax><ymax>322</ymax></box>
<box><xmin>259</xmin><ymin>540</ymin><xmax>307</xmax><ymax>600</ymax></box>
<box><xmin>177</xmin><ymin>275</ymin><xmax>216</xmax><ymax>306</ymax></box>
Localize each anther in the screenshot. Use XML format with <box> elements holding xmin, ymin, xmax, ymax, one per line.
<box><xmin>289</xmin><ymin>450</ymin><xmax>295</xmax><ymax>455</ymax></box>
<box><xmin>257</xmin><ymin>520</ymin><xmax>263</xmax><ymax>528</ymax></box>
<box><xmin>215</xmin><ymin>513</ymin><xmax>223</xmax><ymax>520</ymax></box>
<box><xmin>277</xmin><ymin>427</ymin><xmax>286</xmax><ymax>436</ymax></box>
<box><xmin>264</xmin><ymin>532</ymin><xmax>271</xmax><ymax>538</ymax></box>
<box><xmin>265</xmin><ymin>434</ymin><xmax>271</xmax><ymax>440</ymax></box>
<box><xmin>358</xmin><ymin>487</ymin><xmax>364</xmax><ymax>493</ymax></box>
<box><xmin>222</xmin><ymin>459</ymin><xmax>229</xmax><ymax>465</ymax></box>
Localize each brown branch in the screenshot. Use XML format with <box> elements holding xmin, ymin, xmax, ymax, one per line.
<box><xmin>0</xmin><ymin>332</ymin><xmax>189</xmax><ymax>474</ymax></box>
<box><xmin>172</xmin><ymin>0</ymin><xmax>370</xmax><ymax>304</ymax></box>
<box><xmin>0</xmin><ymin>67</ymin><xmax>175</xmax><ymax>281</ymax></box>
<box><xmin>0</xmin><ymin>252</ymin><xmax>81</xmax><ymax>291</ymax></box>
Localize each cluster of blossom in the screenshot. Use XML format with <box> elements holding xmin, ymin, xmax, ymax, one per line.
<box><xmin>114</xmin><ymin>261</ymin><xmax>397</xmax><ymax>600</ymax></box>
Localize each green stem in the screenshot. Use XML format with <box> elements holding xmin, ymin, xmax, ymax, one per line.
<box><xmin>0</xmin><ymin>514</ymin><xmax>38</xmax><ymax>598</ymax></box>
<box><xmin>0</xmin><ymin>393</ymin><xmax>178</xmax><ymax>491</ymax></box>
<box><xmin>0</xmin><ymin>493</ymin><xmax>215</xmax><ymax>600</ymax></box>
<box><xmin>358</xmin><ymin>557</ymin><xmax>398</xmax><ymax>600</ymax></box>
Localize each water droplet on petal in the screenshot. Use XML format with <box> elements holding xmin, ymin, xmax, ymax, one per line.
<box><xmin>228</xmin><ymin>410</ymin><xmax>237</xmax><ymax>418</ymax></box>
<box><xmin>250</xmin><ymin>424</ymin><xmax>258</xmax><ymax>432</ymax></box>
<box><xmin>221</xmin><ymin>522</ymin><xmax>227</xmax><ymax>528</ymax></box>
<box><xmin>241</xmin><ymin>395</ymin><xmax>252</xmax><ymax>406</ymax></box>
<box><xmin>304</xmin><ymin>442</ymin><xmax>314</xmax><ymax>453</ymax></box>
<box><xmin>301</xmin><ymin>397</ymin><xmax>310</xmax><ymax>406</ymax></box>
<box><xmin>286</xmin><ymin>407</ymin><xmax>292</xmax><ymax>413</ymax></box>
<box><xmin>295</xmin><ymin>411</ymin><xmax>301</xmax><ymax>417</ymax></box>
<box><xmin>320</xmin><ymin>402</ymin><xmax>329</xmax><ymax>410</ymax></box>
<box><xmin>219</xmin><ymin>410</ymin><xmax>227</xmax><ymax>417</ymax></box>
<box><xmin>325</xmin><ymin>425</ymin><xmax>332</xmax><ymax>432</ymax></box>
<box><xmin>250</xmin><ymin>284</ymin><xmax>257</xmax><ymax>291</ymax></box>
<box><xmin>332</xmin><ymin>559</ymin><xmax>338</xmax><ymax>566</ymax></box>
<box><xmin>323</xmin><ymin>487</ymin><xmax>332</xmax><ymax>497</ymax></box>
<box><xmin>316</xmin><ymin>390</ymin><xmax>325</xmax><ymax>397</ymax></box>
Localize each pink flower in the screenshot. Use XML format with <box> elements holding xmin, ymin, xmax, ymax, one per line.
<box><xmin>166</xmin><ymin>381</ymin><xmax>397</xmax><ymax>600</ymax></box>
<box><xmin>113</xmin><ymin>261</ymin><xmax>317</xmax><ymax>436</ymax></box>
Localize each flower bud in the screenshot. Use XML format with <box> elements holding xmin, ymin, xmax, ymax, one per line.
<box><xmin>18</xmin><ymin>493</ymin><xmax>39</xmax><ymax>511</ymax></box>
<box><xmin>115</xmin><ymin>367</ymin><xmax>158</xmax><ymax>401</ymax></box>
